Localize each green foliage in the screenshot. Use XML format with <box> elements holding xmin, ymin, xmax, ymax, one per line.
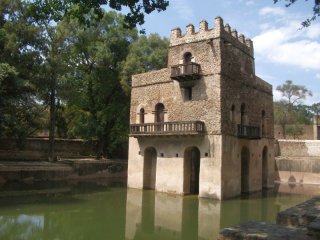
<box><xmin>286</xmin><ymin>125</ymin><xmax>304</xmax><ymax>139</ymax></box>
<box><xmin>0</xmin><ymin>63</ymin><xmax>45</xmax><ymax>143</ymax></box>
<box><xmin>292</xmin><ymin>104</ymin><xmax>313</xmax><ymax>124</ymax></box>
<box><xmin>274</xmin><ymin>80</ymin><xmax>313</xmax><ymax>138</ymax></box>
<box><xmin>58</xmin><ymin>11</ymin><xmax>137</xmax><ymax>157</ymax></box>
<box><xmin>310</xmin><ymin>102</ymin><xmax>320</xmax><ymax>115</ymax></box>
<box><xmin>273</xmin><ymin>0</ymin><xmax>319</xmax><ymax>27</ymax></box>
<box><xmin>0</xmin><ymin>1</ymin><xmax>47</xmax><ymax>144</ymax></box>
<box><xmin>0</xmin><ymin>2</ymin><xmax>169</xmax><ymax>158</ymax></box>
<box><xmin>27</xmin><ymin>0</ymin><xmax>169</xmax><ymax>32</ymax></box>
<box><xmin>120</xmin><ymin>33</ymin><xmax>169</xmax><ymax>93</ymax></box>
<box><xmin>276</xmin><ymin>80</ymin><xmax>312</xmax><ymax>106</ymax></box>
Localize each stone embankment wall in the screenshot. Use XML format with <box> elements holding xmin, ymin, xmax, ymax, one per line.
<box><xmin>275</xmin><ymin>140</ymin><xmax>320</xmax><ymax>185</ymax></box>
<box><xmin>218</xmin><ymin>197</ymin><xmax>320</xmax><ymax>239</ymax></box>
<box><xmin>274</xmin><ymin>125</ymin><xmax>314</xmax><ymax>140</ymax></box>
<box><xmin>0</xmin><ymin>138</ymin><xmax>97</xmax><ymax>161</ymax></box>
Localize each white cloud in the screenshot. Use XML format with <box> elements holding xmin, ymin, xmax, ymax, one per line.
<box><xmin>253</xmin><ymin>19</ymin><xmax>320</xmax><ymax>71</ymax></box>
<box><xmin>171</xmin><ymin>0</ymin><xmax>194</xmax><ymax>21</ymax></box>
<box><xmin>259</xmin><ymin>7</ymin><xmax>286</xmax><ymax>17</ymax></box>
<box><xmin>273</xmin><ymin>90</ymin><xmax>283</xmax><ymax>101</ymax></box>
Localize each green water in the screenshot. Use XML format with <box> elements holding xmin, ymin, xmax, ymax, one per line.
<box><xmin>0</xmin><ymin>182</ymin><xmax>316</xmax><ymax>240</ymax></box>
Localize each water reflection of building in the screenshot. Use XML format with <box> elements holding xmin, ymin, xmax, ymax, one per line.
<box><xmin>125</xmin><ymin>189</ymin><xmax>306</xmax><ymax>240</ymax></box>
<box><xmin>125</xmin><ymin>189</ymin><xmax>221</xmax><ymax>240</ymax></box>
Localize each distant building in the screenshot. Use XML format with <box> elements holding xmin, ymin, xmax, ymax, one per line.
<box><xmin>313</xmin><ymin>115</ymin><xmax>320</xmax><ymax>140</ymax></box>
<box><xmin>127</xmin><ymin>17</ymin><xmax>275</xmax><ymax>199</ymax></box>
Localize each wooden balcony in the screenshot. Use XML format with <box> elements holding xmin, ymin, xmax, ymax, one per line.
<box><xmin>130</xmin><ymin>121</ymin><xmax>205</xmax><ymax>137</ymax></box>
<box><xmin>237</xmin><ymin>124</ymin><xmax>260</xmax><ymax>139</ymax></box>
<box><xmin>170</xmin><ymin>63</ymin><xmax>201</xmax><ymax>82</ymax></box>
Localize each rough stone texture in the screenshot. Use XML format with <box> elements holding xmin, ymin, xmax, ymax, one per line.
<box><xmin>314</xmin><ymin>115</ymin><xmax>320</xmax><ymax>140</ymax></box>
<box><xmin>0</xmin><ymin>138</ymin><xmax>97</xmax><ymax>161</ymax></box>
<box><xmin>0</xmin><ymin>159</ymin><xmax>127</xmax><ymax>182</ymax></box>
<box><xmin>276</xmin><ymin>140</ymin><xmax>320</xmax><ymax>158</ymax></box>
<box><xmin>274</xmin><ymin>125</ymin><xmax>314</xmax><ymax>140</ymax></box>
<box><xmin>277</xmin><ymin>196</ymin><xmax>320</xmax><ymax>227</ymax></box>
<box><xmin>128</xmin><ymin>17</ymin><xmax>274</xmax><ymax>199</ymax></box>
<box><xmin>274</xmin><ymin>139</ymin><xmax>320</xmax><ymax>184</ymax></box>
<box><xmin>276</xmin><ymin>196</ymin><xmax>320</xmax><ymax>238</ymax></box>
<box><xmin>218</xmin><ymin>221</ymin><xmax>317</xmax><ymax>240</ymax></box>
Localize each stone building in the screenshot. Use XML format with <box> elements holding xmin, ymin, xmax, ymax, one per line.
<box><xmin>127</xmin><ymin>17</ymin><xmax>275</xmax><ymax>199</ymax></box>
<box><xmin>313</xmin><ymin>115</ymin><xmax>320</xmax><ymax>140</ymax></box>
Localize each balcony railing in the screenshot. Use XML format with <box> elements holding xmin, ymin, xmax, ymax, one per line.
<box><xmin>130</xmin><ymin>121</ymin><xmax>205</xmax><ymax>137</ymax></box>
<box><xmin>237</xmin><ymin>124</ymin><xmax>260</xmax><ymax>139</ymax></box>
<box><xmin>170</xmin><ymin>63</ymin><xmax>201</xmax><ymax>81</ymax></box>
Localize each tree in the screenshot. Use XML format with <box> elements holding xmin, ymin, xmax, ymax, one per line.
<box><xmin>310</xmin><ymin>102</ymin><xmax>320</xmax><ymax>116</ymax></box>
<box><xmin>120</xmin><ymin>33</ymin><xmax>169</xmax><ymax>93</ymax></box>
<box><xmin>274</xmin><ymin>80</ymin><xmax>312</xmax><ymax>138</ymax></box>
<box><xmin>58</xmin><ymin>11</ymin><xmax>137</xmax><ymax>158</ymax></box>
<box><xmin>0</xmin><ymin>0</ymin><xmax>47</xmax><ymax>145</ymax></box>
<box><xmin>274</xmin><ymin>0</ymin><xmax>320</xmax><ymax>27</ymax></box>
<box><xmin>27</xmin><ymin>0</ymin><xmax>169</xmax><ymax>33</ymax></box>
<box><xmin>276</xmin><ymin>80</ymin><xmax>312</xmax><ymax>108</ymax></box>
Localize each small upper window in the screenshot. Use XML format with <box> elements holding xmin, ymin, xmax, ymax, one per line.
<box><xmin>139</xmin><ymin>108</ymin><xmax>145</xmax><ymax>124</ymax></box>
<box><xmin>184</xmin><ymin>52</ymin><xmax>192</xmax><ymax>63</ymax></box>
<box><xmin>230</xmin><ymin>105</ymin><xmax>235</xmax><ymax>123</ymax></box>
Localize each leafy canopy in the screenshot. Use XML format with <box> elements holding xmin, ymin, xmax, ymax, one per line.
<box><xmin>27</xmin><ymin>0</ymin><xmax>169</xmax><ymax>32</ymax></box>
<box><xmin>274</xmin><ymin>0</ymin><xmax>320</xmax><ymax>26</ymax></box>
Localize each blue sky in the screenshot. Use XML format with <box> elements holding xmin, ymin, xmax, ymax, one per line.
<box><xmin>137</xmin><ymin>0</ymin><xmax>320</xmax><ymax>105</ymax></box>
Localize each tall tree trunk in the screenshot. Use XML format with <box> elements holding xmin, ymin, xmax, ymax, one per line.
<box><xmin>48</xmin><ymin>83</ymin><xmax>56</xmax><ymax>162</ymax></box>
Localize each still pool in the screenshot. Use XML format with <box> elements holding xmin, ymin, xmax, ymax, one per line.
<box><xmin>0</xmin><ymin>181</ymin><xmax>318</xmax><ymax>240</ymax></box>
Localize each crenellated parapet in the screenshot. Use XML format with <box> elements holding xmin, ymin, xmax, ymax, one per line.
<box><xmin>170</xmin><ymin>16</ymin><xmax>254</xmax><ymax>57</ymax></box>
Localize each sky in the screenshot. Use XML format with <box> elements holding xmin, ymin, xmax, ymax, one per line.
<box><xmin>136</xmin><ymin>0</ymin><xmax>320</xmax><ymax>105</ymax></box>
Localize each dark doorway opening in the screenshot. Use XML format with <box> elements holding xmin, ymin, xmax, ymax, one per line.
<box><xmin>154</xmin><ymin>103</ymin><xmax>164</xmax><ymax>123</ymax></box>
<box><xmin>184</xmin><ymin>147</ymin><xmax>200</xmax><ymax>195</ymax></box>
<box><xmin>262</xmin><ymin>146</ymin><xmax>268</xmax><ymax>188</ymax></box>
<box><xmin>143</xmin><ymin>147</ymin><xmax>157</xmax><ymax>189</ymax></box>
<box><xmin>241</xmin><ymin>146</ymin><xmax>250</xmax><ymax>193</ymax></box>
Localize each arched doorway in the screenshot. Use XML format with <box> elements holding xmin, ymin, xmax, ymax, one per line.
<box><xmin>262</xmin><ymin>146</ymin><xmax>268</xmax><ymax>188</ymax></box>
<box><xmin>241</xmin><ymin>146</ymin><xmax>250</xmax><ymax>193</ymax></box>
<box><xmin>143</xmin><ymin>147</ymin><xmax>157</xmax><ymax>189</ymax></box>
<box><xmin>184</xmin><ymin>147</ymin><xmax>200</xmax><ymax>194</ymax></box>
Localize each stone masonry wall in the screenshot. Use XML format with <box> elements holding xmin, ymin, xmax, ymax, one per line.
<box><xmin>276</xmin><ymin>140</ymin><xmax>320</xmax><ymax>157</ymax></box>
<box><xmin>0</xmin><ymin>138</ymin><xmax>96</xmax><ymax>161</ymax></box>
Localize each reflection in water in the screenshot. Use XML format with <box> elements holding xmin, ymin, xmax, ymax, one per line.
<box><xmin>125</xmin><ymin>187</ymin><xmax>315</xmax><ymax>240</ymax></box>
<box><xmin>0</xmin><ymin>182</ymin><xmax>318</xmax><ymax>240</ymax></box>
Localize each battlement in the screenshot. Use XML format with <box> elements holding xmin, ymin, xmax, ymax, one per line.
<box><xmin>170</xmin><ymin>17</ymin><xmax>254</xmax><ymax>57</ymax></box>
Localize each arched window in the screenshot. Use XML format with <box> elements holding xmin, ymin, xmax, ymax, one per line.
<box><xmin>183</xmin><ymin>52</ymin><xmax>193</xmax><ymax>75</ymax></box>
<box><xmin>155</xmin><ymin>103</ymin><xmax>165</xmax><ymax>123</ymax></box>
<box><xmin>139</xmin><ymin>108</ymin><xmax>145</xmax><ymax>124</ymax></box>
<box><xmin>230</xmin><ymin>105</ymin><xmax>235</xmax><ymax>123</ymax></box>
<box><xmin>184</xmin><ymin>52</ymin><xmax>192</xmax><ymax>63</ymax></box>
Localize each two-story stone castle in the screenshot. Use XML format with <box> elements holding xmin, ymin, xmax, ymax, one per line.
<box><xmin>127</xmin><ymin>17</ymin><xmax>275</xmax><ymax>199</ymax></box>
